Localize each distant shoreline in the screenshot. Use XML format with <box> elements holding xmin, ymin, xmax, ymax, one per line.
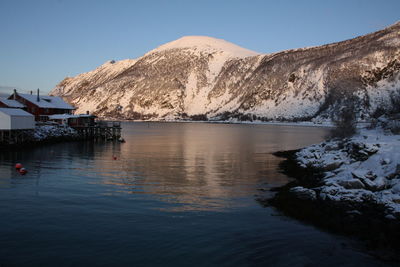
<box><xmin>108</xmin><ymin>119</ymin><xmax>336</xmax><ymax>128</ymax></box>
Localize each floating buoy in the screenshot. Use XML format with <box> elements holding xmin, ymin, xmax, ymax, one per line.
<box><xmin>15</xmin><ymin>163</ymin><xmax>23</xmax><ymax>170</ymax></box>
<box><xmin>19</xmin><ymin>168</ymin><xmax>28</xmax><ymax>175</ymax></box>
<box><xmin>113</xmin><ymin>156</ymin><xmax>117</xmax><ymax>160</ymax></box>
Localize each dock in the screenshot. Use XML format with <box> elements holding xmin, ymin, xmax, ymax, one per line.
<box><xmin>0</xmin><ymin>129</ymin><xmax>35</xmax><ymax>145</ymax></box>
<box><xmin>72</xmin><ymin>121</ymin><xmax>122</xmax><ymax>140</ymax></box>
<box><xmin>0</xmin><ymin>121</ymin><xmax>122</xmax><ymax>146</ymax></box>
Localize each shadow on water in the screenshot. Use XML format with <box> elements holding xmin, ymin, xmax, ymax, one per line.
<box><xmin>256</xmin><ymin>149</ymin><xmax>400</xmax><ymax>264</ymax></box>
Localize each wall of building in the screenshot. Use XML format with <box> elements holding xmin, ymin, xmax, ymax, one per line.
<box><xmin>0</xmin><ymin>112</ymin><xmax>12</xmax><ymax>130</ymax></box>
<box><xmin>11</xmin><ymin>116</ymin><xmax>35</xmax><ymax>129</ymax></box>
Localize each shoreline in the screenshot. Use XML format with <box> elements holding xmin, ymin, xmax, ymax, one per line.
<box><xmin>113</xmin><ymin>119</ymin><xmax>336</xmax><ymax>128</ymax></box>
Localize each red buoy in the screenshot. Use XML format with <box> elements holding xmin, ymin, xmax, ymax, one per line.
<box><xmin>19</xmin><ymin>168</ymin><xmax>28</xmax><ymax>175</ymax></box>
<box><xmin>15</xmin><ymin>163</ymin><xmax>23</xmax><ymax>170</ymax></box>
<box><xmin>113</xmin><ymin>156</ymin><xmax>117</xmax><ymax>160</ymax></box>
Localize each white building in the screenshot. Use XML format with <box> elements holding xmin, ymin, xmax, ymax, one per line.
<box><xmin>0</xmin><ymin>108</ymin><xmax>35</xmax><ymax>130</ymax></box>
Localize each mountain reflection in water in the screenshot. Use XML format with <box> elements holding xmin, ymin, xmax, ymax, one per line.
<box><xmin>0</xmin><ymin>123</ymin><xmax>327</xmax><ymax>212</ymax></box>
<box><xmin>84</xmin><ymin>122</ymin><xmax>324</xmax><ymax>211</ymax></box>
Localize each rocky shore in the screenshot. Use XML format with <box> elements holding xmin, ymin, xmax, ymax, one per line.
<box><xmin>264</xmin><ymin>125</ymin><xmax>400</xmax><ymax>261</ymax></box>
<box><xmin>33</xmin><ymin>124</ymin><xmax>79</xmax><ymax>141</ymax></box>
<box><xmin>0</xmin><ymin>125</ymin><xmax>80</xmax><ymax>148</ymax></box>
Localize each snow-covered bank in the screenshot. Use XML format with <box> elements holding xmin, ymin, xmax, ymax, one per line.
<box><xmin>263</xmin><ymin>124</ymin><xmax>400</xmax><ymax>260</ymax></box>
<box><xmin>0</xmin><ymin>125</ymin><xmax>80</xmax><ymax>148</ymax></box>
<box><xmin>289</xmin><ymin>127</ymin><xmax>400</xmax><ymax>219</ymax></box>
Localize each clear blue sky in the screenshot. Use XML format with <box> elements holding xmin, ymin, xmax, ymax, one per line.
<box><xmin>0</xmin><ymin>0</ymin><xmax>399</xmax><ymax>94</ymax></box>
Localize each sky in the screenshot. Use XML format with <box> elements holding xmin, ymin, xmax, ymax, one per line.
<box><xmin>0</xmin><ymin>0</ymin><xmax>399</xmax><ymax>95</ymax></box>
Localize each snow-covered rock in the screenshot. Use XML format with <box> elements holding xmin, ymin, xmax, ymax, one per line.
<box><xmin>51</xmin><ymin>22</ymin><xmax>400</xmax><ymax>121</ymax></box>
<box><xmin>294</xmin><ymin>127</ymin><xmax>400</xmax><ymax>218</ymax></box>
<box><xmin>33</xmin><ymin>125</ymin><xmax>78</xmax><ymax>141</ymax></box>
<box><xmin>337</xmin><ymin>179</ymin><xmax>365</xmax><ymax>189</ymax></box>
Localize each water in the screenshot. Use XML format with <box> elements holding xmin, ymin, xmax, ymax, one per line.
<box><xmin>0</xmin><ymin>122</ymin><xmax>389</xmax><ymax>266</ymax></box>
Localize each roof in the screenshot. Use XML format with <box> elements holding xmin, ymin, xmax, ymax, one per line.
<box><xmin>15</xmin><ymin>93</ymin><xmax>75</xmax><ymax>110</ymax></box>
<box><xmin>48</xmin><ymin>114</ymin><xmax>96</xmax><ymax>120</ymax></box>
<box><xmin>0</xmin><ymin>98</ymin><xmax>25</xmax><ymax>108</ymax></box>
<box><xmin>0</xmin><ymin>108</ymin><xmax>34</xmax><ymax>117</ymax></box>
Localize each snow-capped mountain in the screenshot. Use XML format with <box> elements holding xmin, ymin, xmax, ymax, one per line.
<box><xmin>51</xmin><ymin>22</ymin><xmax>400</xmax><ymax>121</ymax></box>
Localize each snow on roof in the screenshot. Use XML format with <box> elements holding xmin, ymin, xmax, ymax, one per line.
<box><xmin>0</xmin><ymin>107</ymin><xmax>34</xmax><ymax>117</ymax></box>
<box><xmin>0</xmin><ymin>97</ymin><xmax>25</xmax><ymax>108</ymax></box>
<box><xmin>17</xmin><ymin>93</ymin><xmax>75</xmax><ymax>110</ymax></box>
<box><xmin>148</xmin><ymin>36</ymin><xmax>260</xmax><ymax>58</ymax></box>
<box><xmin>48</xmin><ymin>114</ymin><xmax>96</xmax><ymax>120</ymax></box>
<box><xmin>48</xmin><ymin>114</ymin><xmax>74</xmax><ymax>120</ymax></box>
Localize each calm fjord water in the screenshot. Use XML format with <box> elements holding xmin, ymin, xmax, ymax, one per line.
<box><xmin>0</xmin><ymin>123</ymin><xmax>388</xmax><ymax>266</ymax></box>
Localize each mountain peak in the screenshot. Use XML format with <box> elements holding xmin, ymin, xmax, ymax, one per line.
<box><xmin>148</xmin><ymin>35</ymin><xmax>260</xmax><ymax>58</ymax></box>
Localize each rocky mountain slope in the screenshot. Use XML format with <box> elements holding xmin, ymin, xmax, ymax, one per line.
<box><xmin>51</xmin><ymin>22</ymin><xmax>400</xmax><ymax>121</ymax></box>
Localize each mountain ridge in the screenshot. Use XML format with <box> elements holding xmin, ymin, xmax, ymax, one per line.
<box><xmin>51</xmin><ymin>22</ymin><xmax>400</xmax><ymax>121</ymax></box>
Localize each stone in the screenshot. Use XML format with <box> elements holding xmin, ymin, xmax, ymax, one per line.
<box><xmin>289</xmin><ymin>186</ymin><xmax>317</xmax><ymax>201</ymax></box>
<box><xmin>346</xmin><ymin>142</ymin><xmax>379</xmax><ymax>161</ymax></box>
<box><xmin>347</xmin><ymin>210</ymin><xmax>362</xmax><ymax>215</ymax></box>
<box><xmin>360</xmin><ymin>178</ymin><xmax>376</xmax><ymax>190</ymax></box>
<box><xmin>365</xmin><ymin>171</ymin><xmax>377</xmax><ymax>180</ymax></box>
<box><xmin>372</xmin><ymin>177</ymin><xmax>387</xmax><ymax>191</ymax></box>
<box><xmin>385</xmin><ymin>214</ymin><xmax>397</xmax><ymax>220</ymax></box>
<box><xmin>323</xmin><ymin>161</ymin><xmax>342</xmax><ymax>171</ymax></box>
<box><xmin>363</xmin><ymin>144</ymin><xmax>379</xmax><ymax>155</ymax></box>
<box><xmin>352</xmin><ymin>170</ymin><xmax>367</xmax><ymax>179</ymax></box>
<box><xmin>325</xmin><ymin>144</ymin><xmax>338</xmax><ymax>151</ymax></box>
<box><xmin>337</xmin><ymin>179</ymin><xmax>365</xmax><ymax>189</ymax></box>
<box><xmin>391</xmin><ymin>183</ymin><xmax>400</xmax><ymax>194</ymax></box>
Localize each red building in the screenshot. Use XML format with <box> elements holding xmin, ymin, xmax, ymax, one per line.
<box><xmin>9</xmin><ymin>90</ymin><xmax>76</xmax><ymax>120</ymax></box>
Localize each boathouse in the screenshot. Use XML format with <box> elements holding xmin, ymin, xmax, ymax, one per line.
<box><xmin>8</xmin><ymin>89</ymin><xmax>75</xmax><ymax>120</ymax></box>
<box><xmin>48</xmin><ymin>114</ymin><xmax>97</xmax><ymax>127</ymax></box>
<box><xmin>0</xmin><ymin>108</ymin><xmax>35</xmax><ymax>130</ymax></box>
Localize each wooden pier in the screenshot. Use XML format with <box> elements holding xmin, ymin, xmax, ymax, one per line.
<box><xmin>0</xmin><ymin>121</ymin><xmax>122</xmax><ymax>146</ymax></box>
<box><xmin>0</xmin><ymin>129</ymin><xmax>35</xmax><ymax>145</ymax></box>
<box><xmin>73</xmin><ymin>121</ymin><xmax>122</xmax><ymax>140</ymax></box>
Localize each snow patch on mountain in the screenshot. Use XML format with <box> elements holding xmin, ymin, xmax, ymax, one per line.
<box><xmin>52</xmin><ymin>59</ymin><xmax>137</xmax><ymax>96</ymax></box>
<box><xmin>147</xmin><ymin>36</ymin><xmax>260</xmax><ymax>58</ymax></box>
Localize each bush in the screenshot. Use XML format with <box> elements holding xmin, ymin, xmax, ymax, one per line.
<box><xmin>387</xmin><ymin>120</ymin><xmax>400</xmax><ymax>134</ymax></box>
<box><xmin>190</xmin><ymin>114</ymin><xmax>208</xmax><ymax>121</ymax></box>
<box><xmin>329</xmin><ymin>105</ymin><xmax>357</xmax><ymax>139</ymax></box>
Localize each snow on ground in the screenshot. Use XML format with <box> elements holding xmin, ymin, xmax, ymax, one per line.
<box><xmin>33</xmin><ymin>125</ymin><xmax>78</xmax><ymax>141</ymax></box>
<box><xmin>293</xmin><ymin>125</ymin><xmax>400</xmax><ymax>219</ymax></box>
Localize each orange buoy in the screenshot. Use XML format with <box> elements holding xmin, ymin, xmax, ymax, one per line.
<box><xmin>19</xmin><ymin>168</ymin><xmax>28</xmax><ymax>175</ymax></box>
<box><xmin>15</xmin><ymin>163</ymin><xmax>23</xmax><ymax>170</ymax></box>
